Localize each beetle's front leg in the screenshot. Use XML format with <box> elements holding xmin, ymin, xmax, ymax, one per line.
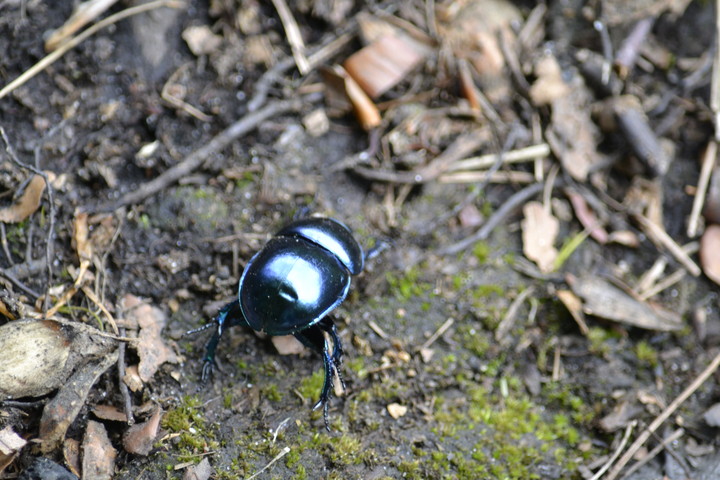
<box><xmin>294</xmin><ymin>324</ymin><xmax>339</xmax><ymax>431</ymax></box>
<box><xmin>200</xmin><ymin>299</ymin><xmax>243</xmax><ymax>382</ymax></box>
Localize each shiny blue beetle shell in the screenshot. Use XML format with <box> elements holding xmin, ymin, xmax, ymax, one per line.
<box><xmin>276</xmin><ymin>218</ymin><xmax>364</xmax><ymax>275</ymax></box>
<box><xmin>238</xmin><ymin>218</ymin><xmax>363</xmax><ymax>336</ymax></box>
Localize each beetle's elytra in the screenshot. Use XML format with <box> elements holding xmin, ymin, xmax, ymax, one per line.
<box><xmin>197</xmin><ymin>217</ymin><xmax>366</xmax><ymax>430</ymax></box>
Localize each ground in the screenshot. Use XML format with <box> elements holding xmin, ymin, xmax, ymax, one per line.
<box><xmin>0</xmin><ymin>1</ymin><xmax>719</xmax><ymax>479</ymax></box>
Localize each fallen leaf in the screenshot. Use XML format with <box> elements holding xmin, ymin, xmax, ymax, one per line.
<box><xmin>321</xmin><ymin>65</ymin><xmax>381</xmax><ymax>131</ymax></box>
<box><xmin>0</xmin><ymin>174</ymin><xmax>47</xmax><ymax>223</ymax></box>
<box><xmin>344</xmin><ymin>34</ymin><xmax>427</xmax><ymax>99</ymax></box>
<box><xmin>522</xmin><ymin>201</ymin><xmax>559</xmax><ymax>273</ymax></box>
<box><xmin>93</xmin><ymin>404</ymin><xmax>128</xmax><ymax>422</ymax></box>
<box><xmin>183</xmin><ymin>457</ymin><xmax>213</xmax><ymax>480</ymax></box>
<box><xmin>556</xmin><ymin>289</ymin><xmax>589</xmax><ymax>335</ymax></box>
<box><xmin>529</xmin><ymin>55</ymin><xmax>570</xmax><ymax>106</ymax></box>
<box><xmin>63</xmin><ymin>438</ymin><xmax>81</xmax><ymax>477</ymax></box>
<box><xmin>387</xmin><ymin>403</ymin><xmax>408</xmax><ymax>419</ymax></box>
<box><xmin>0</xmin><ymin>426</ymin><xmax>26</xmax><ymax>473</ymax></box>
<box><xmin>271</xmin><ymin>335</ymin><xmax>306</xmax><ymax>355</ymax></box>
<box><xmin>567</xmin><ymin>274</ymin><xmax>683</xmax><ymax>331</ymax></box>
<box><xmin>40</xmin><ymin>349</ymin><xmax>119</xmax><ymax>453</ymax></box>
<box><xmin>82</xmin><ymin>421</ymin><xmax>116</xmax><ymax>480</ymax></box>
<box><xmin>598</xmin><ymin>399</ymin><xmax>644</xmax><ymax>432</ymax></box>
<box><xmin>0</xmin><ymin>319</ymin><xmax>116</xmax><ymax>399</ymax></box>
<box><xmin>700</xmin><ymin>224</ymin><xmax>720</xmax><ymax>285</ymax></box>
<box><xmin>123</xmin><ymin>407</ymin><xmax>162</xmax><ymax>456</ymax></box>
<box><xmin>123</xmin><ymin>294</ymin><xmax>180</xmax><ymax>382</ymax></box>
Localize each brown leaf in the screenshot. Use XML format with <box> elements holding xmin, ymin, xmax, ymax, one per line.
<box><xmin>700</xmin><ymin>224</ymin><xmax>720</xmax><ymax>285</ymax></box>
<box><xmin>123</xmin><ymin>294</ymin><xmax>180</xmax><ymax>382</ymax></box>
<box><xmin>183</xmin><ymin>458</ymin><xmax>213</xmax><ymax>480</ymax></box>
<box><xmin>271</xmin><ymin>335</ymin><xmax>306</xmax><ymax>355</ymax></box>
<box><xmin>123</xmin><ymin>407</ymin><xmax>162</xmax><ymax>456</ymax></box>
<box><xmin>82</xmin><ymin>421</ymin><xmax>116</xmax><ymax>480</ymax></box>
<box><xmin>344</xmin><ymin>34</ymin><xmax>426</xmax><ymax>99</ymax></box>
<box><xmin>522</xmin><ymin>201</ymin><xmax>559</xmax><ymax>273</ymax></box>
<box><xmin>567</xmin><ymin>274</ymin><xmax>683</xmax><ymax>331</ymax></box>
<box><xmin>0</xmin><ymin>426</ymin><xmax>26</xmax><ymax>473</ymax></box>
<box><xmin>40</xmin><ymin>350</ymin><xmax>119</xmax><ymax>452</ymax></box>
<box><xmin>93</xmin><ymin>404</ymin><xmax>128</xmax><ymax>422</ymax></box>
<box><xmin>321</xmin><ymin>65</ymin><xmax>381</xmax><ymax>131</ymax></box>
<box><xmin>0</xmin><ymin>175</ymin><xmax>46</xmax><ymax>223</ymax></box>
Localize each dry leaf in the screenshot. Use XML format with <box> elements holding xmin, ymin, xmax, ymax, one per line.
<box><xmin>93</xmin><ymin>404</ymin><xmax>128</xmax><ymax>422</ymax></box>
<box><xmin>123</xmin><ymin>407</ymin><xmax>162</xmax><ymax>455</ymax></box>
<box><xmin>0</xmin><ymin>175</ymin><xmax>47</xmax><ymax>223</ymax></box>
<box><xmin>0</xmin><ymin>426</ymin><xmax>26</xmax><ymax>473</ymax></box>
<box><xmin>63</xmin><ymin>438</ymin><xmax>81</xmax><ymax>477</ymax></box>
<box><xmin>565</xmin><ymin>189</ymin><xmax>609</xmax><ymax>244</ymax></box>
<box><xmin>567</xmin><ymin>274</ymin><xmax>682</xmax><ymax>331</ymax></box>
<box><xmin>556</xmin><ymin>289</ymin><xmax>589</xmax><ymax>335</ymax></box>
<box><xmin>0</xmin><ymin>319</ymin><xmax>116</xmax><ymax>399</ymax></box>
<box><xmin>183</xmin><ymin>458</ymin><xmax>213</xmax><ymax>480</ymax></box>
<box><xmin>40</xmin><ymin>349</ymin><xmax>119</xmax><ymax>452</ymax></box>
<box><xmin>83</xmin><ymin>420</ymin><xmax>116</xmax><ymax>480</ymax></box>
<box><xmin>271</xmin><ymin>335</ymin><xmax>306</xmax><ymax>355</ymax></box>
<box><xmin>321</xmin><ymin>65</ymin><xmax>381</xmax><ymax>130</ymax></box>
<box><xmin>700</xmin><ymin>224</ymin><xmax>720</xmax><ymax>285</ymax></box>
<box><xmin>522</xmin><ymin>201</ymin><xmax>559</xmax><ymax>273</ymax></box>
<box><xmin>123</xmin><ymin>294</ymin><xmax>180</xmax><ymax>382</ymax></box>
<box><xmin>344</xmin><ymin>34</ymin><xmax>426</xmax><ymax>99</ymax></box>
<box><xmin>529</xmin><ymin>55</ymin><xmax>570</xmax><ymax>106</ymax></box>
<box><xmin>387</xmin><ymin>403</ymin><xmax>408</xmax><ymax>419</ymax></box>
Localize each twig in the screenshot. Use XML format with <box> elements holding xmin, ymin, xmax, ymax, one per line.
<box><xmin>0</xmin><ymin>127</ymin><xmax>56</xmax><ymax>312</ymax></box>
<box><xmin>117</xmin><ymin>327</ymin><xmax>135</xmax><ymax>425</ymax></box>
<box><xmin>638</xmin><ymin>269</ymin><xmax>686</xmax><ymax>301</ymax></box>
<box><xmin>353</xmin><ymin>132</ymin><xmax>485</xmax><ymax>184</ymax></box>
<box><xmin>420</xmin><ymin>317</ymin><xmax>454</xmax><ymax>350</ymax></box>
<box><xmin>245</xmin><ymin>446</ymin><xmax>290</xmax><ymax>480</ymax></box>
<box><xmin>687</xmin><ymin>140</ymin><xmax>717</xmax><ymax>237</ymax></box>
<box><xmin>0</xmin><ymin>0</ymin><xmax>185</xmax><ymax>100</ymax></box>
<box><xmin>437</xmin><ymin>170</ymin><xmax>534</xmax><ymax>184</ymax></box>
<box><xmin>589</xmin><ymin>421</ymin><xmax>637</xmax><ymax>480</ymax></box>
<box><xmin>438</xmin><ymin>183</ymin><xmax>544</xmax><ymax>255</ymax></box>
<box><xmin>614</xmin><ymin>17</ymin><xmax>655</xmax><ymax>79</ymax></box>
<box><xmin>87</xmin><ymin>97</ymin><xmax>307</xmax><ymax>212</ymax></box>
<box><xmin>620</xmin><ymin>428</ymin><xmax>684</xmax><ymax>480</ymax></box>
<box><xmin>446</xmin><ymin>143</ymin><xmax>550</xmax><ymax>172</ymax></box>
<box><xmin>81</xmin><ymin>285</ymin><xmax>119</xmax><ymax>334</ymax></box>
<box><xmin>633</xmin><ymin>213</ymin><xmax>702</xmax><ymax>276</ymax></box>
<box><xmin>368</xmin><ymin>320</ymin><xmax>389</xmax><ymax>340</ymax></box>
<box><xmin>604</xmin><ymin>349</ymin><xmax>720</xmax><ymax>480</ymax></box>
<box><xmin>495</xmin><ymin>287</ymin><xmax>535</xmax><ymax>343</ymax></box>
<box><xmin>270</xmin><ymin>0</ymin><xmax>310</xmax><ymax>75</ymax></box>
<box><xmin>44</xmin><ymin>0</ymin><xmax>120</xmax><ymax>51</ymax></box>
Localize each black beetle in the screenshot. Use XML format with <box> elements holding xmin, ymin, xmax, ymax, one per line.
<box><xmin>196</xmin><ymin>217</ymin><xmax>373</xmax><ymax>430</ymax></box>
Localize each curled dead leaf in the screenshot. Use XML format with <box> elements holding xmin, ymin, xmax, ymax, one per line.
<box><xmin>82</xmin><ymin>420</ymin><xmax>116</xmax><ymax>480</ymax></box>
<box><xmin>123</xmin><ymin>407</ymin><xmax>162</xmax><ymax>455</ymax></box>
<box><xmin>0</xmin><ymin>175</ymin><xmax>47</xmax><ymax>223</ymax></box>
<box><xmin>700</xmin><ymin>224</ymin><xmax>720</xmax><ymax>285</ymax></box>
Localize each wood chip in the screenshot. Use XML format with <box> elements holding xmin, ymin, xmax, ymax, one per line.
<box><xmin>82</xmin><ymin>420</ymin><xmax>117</xmax><ymax>480</ymax></box>
<box><xmin>0</xmin><ymin>174</ymin><xmax>47</xmax><ymax>223</ymax></box>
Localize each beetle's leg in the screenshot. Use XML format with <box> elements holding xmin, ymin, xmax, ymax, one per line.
<box><xmin>294</xmin><ymin>325</ymin><xmax>336</xmax><ymax>431</ymax></box>
<box><xmin>201</xmin><ymin>300</ymin><xmax>242</xmax><ymax>382</ymax></box>
<box><xmin>317</xmin><ymin>317</ymin><xmax>346</xmax><ymax>392</ymax></box>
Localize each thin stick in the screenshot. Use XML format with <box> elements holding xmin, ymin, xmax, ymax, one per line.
<box><xmin>589</xmin><ymin>421</ymin><xmax>636</xmax><ymax>480</ymax></box>
<box><xmin>687</xmin><ymin>140</ymin><xmax>717</xmax><ymax>237</ymax></box>
<box><xmin>605</xmin><ymin>349</ymin><xmax>720</xmax><ymax>480</ymax></box>
<box><xmin>87</xmin><ymin>97</ymin><xmax>306</xmax><ymax>212</ymax></box>
<box><xmin>446</xmin><ymin>143</ymin><xmax>550</xmax><ymax>172</ymax></box>
<box><xmin>439</xmin><ymin>183</ymin><xmax>544</xmax><ymax>255</ymax></box>
<box><xmin>44</xmin><ymin>0</ymin><xmax>120</xmax><ymax>51</ymax></box>
<box><xmin>620</xmin><ymin>428</ymin><xmax>684</xmax><ymax>479</ymax></box>
<box><xmin>713</xmin><ymin>0</ymin><xmax>720</xmax><ymax>141</ymax></box>
<box><xmin>421</xmin><ymin>317</ymin><xmax>454</xmax><ymax>350</ymax></box>
<box><xmin>245</xmin><ymin>446</ymin><xmax>290</xmax><ymax>480</ymax></box>
<box><xmin>638</xmin><ymin>269</ymin><xmax>686</xmax><ymax>301</ymax></box>
<box><xmin>437</xmin><ymin>170</ymin><xmax>535</xmax><ymax>184</ymax></box>
<box><xmin>270</xmin><ymin>0</ymin><xmax>310</xmax><ymax>75</ymax></box>
<box><xmin>0</xmin><ymin>0</ymin><xmax>184</xmax><ymax>100</ymax></box>
<box><xmin>633</xmin><ymin>213</ymin><xmax>702</xmax><ymax>276</ymax></box>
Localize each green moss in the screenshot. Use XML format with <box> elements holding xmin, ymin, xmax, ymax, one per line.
<box><xmin>385</xmin><ymin>267</ymin><xmax>431</xmax><ymax>301</ymax></box>
<box><xmin>456</xmin><ymin>324</ymin><xmax>490</xmax><ymax>357</ymax></box>
<box><xmin>262</xmin><ymin>384</ymin><xmax>283</xmax><ymax>402</ymax></box>
<box><xmin>298</xmin><ymin>369</ymin><xmax>324</xmax><ymax>403</ymax></box>
<box><xmin>162</xmin><ymin>395</ymin><xmax>217</xmax><ymax>452</ymax></box>
<box><xmin>635</xmin><ymin>340</ymin><xmax>658</xmax><ymax>367</ymax></box>
<box><xmin>472</xmin><ymin>241</ymin><xmax>490</xmax><ymax>263</ymax></box>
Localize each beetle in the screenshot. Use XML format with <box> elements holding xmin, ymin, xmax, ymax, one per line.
<box><xmin>195</xmin><ymin>217</ymin><xmax>373</xmax><ymax>430</ymax></box>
